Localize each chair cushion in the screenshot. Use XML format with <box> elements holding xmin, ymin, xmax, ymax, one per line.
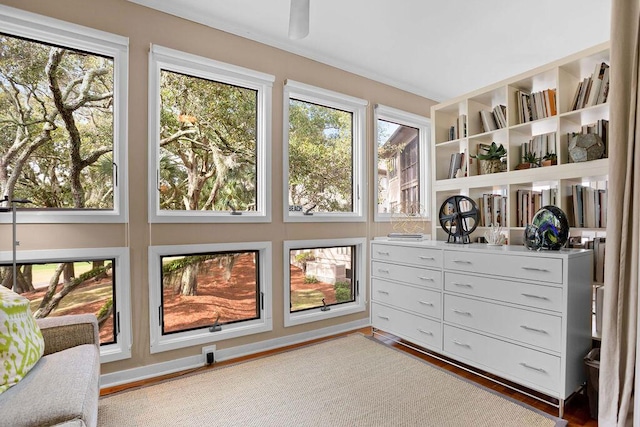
<box><xmin>0</xmin><ymin>285</ymin><xmax>45</xmax><ymax>394</ymax></box>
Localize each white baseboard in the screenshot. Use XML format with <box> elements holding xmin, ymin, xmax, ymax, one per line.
<box><xmin>100</xmin><ymin>318</ymin><xmax>370</xmax><ymax>389</ymax></box>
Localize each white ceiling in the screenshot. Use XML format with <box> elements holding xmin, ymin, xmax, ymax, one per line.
<box><xmin>129</xmin><ymin>0</ymin><xmax>611</xmax><ymax>102</ymax></box>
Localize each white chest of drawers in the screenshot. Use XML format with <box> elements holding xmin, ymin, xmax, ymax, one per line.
<box><xmin>370</xmin><ymin>239</ymin><xmax>592</xmax><ymax>408</ymax></box>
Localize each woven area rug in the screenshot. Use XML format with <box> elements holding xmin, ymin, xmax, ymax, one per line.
<box><xmin>98</xmin><ymin>334</ymin><xmax>566</xmax><ymax>426</ymax></box>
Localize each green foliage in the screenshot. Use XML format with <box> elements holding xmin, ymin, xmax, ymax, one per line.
<box><xmin>288</xmin><ymin>100</ymin><xmax>353</xmax><ymax>212</ymax></box>
<box><xmin>523</xmin><ymin>151</ymin><xmax>540</xmax><ymax>165</ymax></box>
<box><xmin>304</xmin><ymin>275</ymin><xmax>319</xmax><ymax>284</ymax></box>
<box><xmin>294</xmin><ymin>252</ymin><xmax>315</xmax><ymax>263</ymax></box>
<box><xmin>161</xmin><ymin>255</ymin><xmax>216</xmax><ymax>275</ymax></box>
<box><xmin>471</xmin><ymin>142</ymin><xmax>506</xmax><ymax>160</ymax></box>
<box><xmin>543</xmin><ymin>152</ymin><xmax>557</xmax><ymax>161</ymax></box>
<box><xmin>334</xmin><ymin>281</ymin><xmax>352</xmax><ymax>303</ymax></box>
<box><xmin>96</xmin><ymin>298</ymin><xmax>113</xmax><ymax>319</ymax></box>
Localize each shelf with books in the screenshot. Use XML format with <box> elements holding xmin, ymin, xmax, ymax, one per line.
<box><xmin>558</xmin><ymin>46</ymin><xmax>610</xmax><ymax>114</ymax></box>
<box><xmin>431</xmin><ymin>42</ymin><xmax>610</xmax><ymax>246</ymax></box>
<box><xmin>433</xmin><ymin>102</ymin><xmax>467</xmax><ymax>144</ymax></box>
<box><xmin>467</xmin><ymin>86</ymin><xmax>508</xmax><ymax>136</ymax></box>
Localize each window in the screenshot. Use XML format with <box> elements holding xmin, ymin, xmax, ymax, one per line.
<box><xmin>284</xmin><ymin>238</ymin><xmax>366</xmax><ymax>326</ymax></box>
<box><xmin>284</xmin><ymin>80</ymin><xmax>367</xmax><ymax>222</ymax></box>
<box><xmin>0</xmin><ymin>6</ymin><xmax>128</xmax><ymax>223</ymax></box>
<box><xmin>149</xmin><ymin>242</ymin><xmax>272</xmax><ymax>353</ymax></box>
<box><xmin>0</xmin><ymin>247</ymin><xmax>132</xmax><ymax>363</ymax></box>
<box><xmin>148</xmin><ymin>45</ymin><xmax>274</xmax><ymax>223</ymax></box>
<box><xmin>375</xmin><ymin>105</ymin><xmax>430</xmax><ymax>221</ymax></box>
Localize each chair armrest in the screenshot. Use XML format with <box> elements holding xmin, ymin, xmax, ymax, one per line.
<box><xmin>36</xmin><ymin>314</ymin><xmax>99</xmax><ymax>356</ymax></box>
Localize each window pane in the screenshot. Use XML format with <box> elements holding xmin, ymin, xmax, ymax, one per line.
<box><xmin>158</xmin><ymin>70</ymin><xmax>258</xmax><ymax>212</ymax></box>
<box><xmin>161</xmin><ymin>251</ymin><xmax>259</xmax><ymax>334</ymax></box>
<box><xmin>1</xmin><ymin>259</ymin><xmax>116</xmax><ymax>345</ymax></box>
<box><xmin>0</xmin><ymin>33</ymin><xmax>115</xmax><ymax>210</ymax></box>
<box><xmin>289</xmin><ymin>245</ymin><xmax>355</xmax><ymax>312</ymax></box>
<box><xmin>377</xmin><ymin>119</ymin><xmax>420</xmax><ymax>214</ymax></box>
<box><xmin>288</xmin><ymin>99</ymin><xmax>353</xmax><ymax>213</ymax></box>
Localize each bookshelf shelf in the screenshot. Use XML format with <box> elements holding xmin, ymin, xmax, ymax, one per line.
<box><xmin>431</xmin><ymin>42</ymin><xmax>610</xmax><ymax>248</ymax></box>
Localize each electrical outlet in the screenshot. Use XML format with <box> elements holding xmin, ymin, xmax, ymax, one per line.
<box><xmin>202</xmin><ymin>345</ymin><xmax>216</xmax><ymax>365</ymax></box>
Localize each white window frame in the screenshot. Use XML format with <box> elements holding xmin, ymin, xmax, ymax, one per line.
<box><xmin>0</xmin><ymin>247</ymin><xmax>132</xmax><ymax>363</ymax></box>
<box><xmin>148</xmin><ymin>241</ymin><xmax>272</xmax><ymax>354</ymax></box>
<box><xmin>374</xmin><ymin>104</ymin><xmax>431</xmax><ymax>222</ymax></box>
<box><xmin>284</xmin><ymin>237</ymin><xmax>366</xmax><ymax>327</ymax></box>
<box><xmin>148</xmin><ymin>45</ymin><xmax>274</xmax><ymax>223</ymax></box>
<box><xmin>0</xmin><ymin>5</ymin><xmax>129</xmax><ymax>224</ymax></box>
<box><xmin>283</xmin><ymin>80</ymin><xmax>368</xmax><ymax>222</ymax></box>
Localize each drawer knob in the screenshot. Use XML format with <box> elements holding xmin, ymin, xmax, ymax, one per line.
<box><xmin>418</xmin><ymin>276</ymin><xmax>435</xmax><ymax>282</ymax></box>
<box><xmin>520</xmin><ymin>325</ymin><xmax>549</xmax><ymax>334</ymax></box>
<box><xmin>378</xmin><ymin>269</ymin><xmax>390</xmax><ymax>274</ymax></box>
<box><xmin>419</xmin><ymin>256</ymin><xmax>435</xmax><ymax>261</ymax></box>
<box><xmin>418</xmin><ymin>301</ymin><xmax>434</xmax><ymax>306</ymax></box>
<box><xmin>377</xmin><ymin>251</ymin><xmax>390</xmax><ymax>256</ymax></box>
<box><xmin>519</xmin><ymin>362</ymin><xmax>547</xmax><ymax>373</ymax></box>
<box><xmin>377</xmin><ymin>315</ymin><xmax>390</xmax><ymax>321</ymax></box>
<box><xmin>453</xmin><ymin>260</ymin><xmax>472</xmax><ymax>264</ymax></box>
<box><xmin>521</xmin><ymin>293</ymin><xmax>549</xmax><ymax>301</ymax></box>
<box><xmin>452</xmin><ymin>309</ymin><xmax>472</xmax><ymax>316</ymax></box>
<box><xmin>453</xmin><ymin>282</ymin><xmax>472</xmax><ymax>288</ymax></box>
<box><xmin>453</xmin><ymin>340</ymin><xmax>471</xmax><ymax>348</ymax></box>
<box><xmin>418</xmin><ymin>329</ymin><xmax>433</xmax><ymax>336</ymax></box>
<box><xmin>521</xmin><ymin>266</ymin><xmax>549</xmax><ymax>272</ymax></box>
<box><xmin>377</xmin><ymin>290</ymin><xmax>390</xmax><ymax>295</ymax></box>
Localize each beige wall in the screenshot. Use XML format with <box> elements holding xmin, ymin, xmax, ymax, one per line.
<box><xmin>0</xmin><ymin>0</ymin><xmax>436</xmax><ymax>375</ymax></box>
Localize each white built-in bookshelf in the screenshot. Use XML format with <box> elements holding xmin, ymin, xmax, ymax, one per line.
<box><xmin>431</xmin><ymin>42</ymin><xmax>610</xmax><ymax>258</ymax></box>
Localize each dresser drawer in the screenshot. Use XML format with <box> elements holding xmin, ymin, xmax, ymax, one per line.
<box><xmin>372</xmin><ymin>303</ymin><xmax>442</xmax><ymax>350</ymax></box>
<box><xmin>372</xmin><ymin>279</ymin><xmax>441</xmax><ymax>319</ymax></box>
<box><xmin>371</xmin><ymin>261</ymin><xmax>442</xmax><ymax>290</ymax></box>
<box><xmin>371</xmin><ymin>243</ymin><xmax>442</xmax><ymax>268</ymax></box>
<box><xmin>444</xmin><ymin>250</ymin><xmax>563</xmax><ymax>284</ymax></box>
<box><xmin>444</xmin><ymin>294</ymin><xmax>561</xmax><ymax>352</ymax></box>
<box><xmin>444</xmin><ymin>272</ymin><xmax>563</xmax><ymax>312</ymax></box>
<box><xmin>444</xmin><ymin>325</ymin><xmax>560</xmax><ymax>395</ymax></box>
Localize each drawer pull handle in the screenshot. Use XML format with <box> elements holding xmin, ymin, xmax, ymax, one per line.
<box><xmin>519</xmin><ymin>362</ymin><xmax>547</xmax><ymax>373</ymax></box>
<box><xmin>453</xmin><ymin>260</ymin><xmax>472</xmax><ymax>264</ymax></box>
<box><xmin>378</xmin><ymin>269</ymin><xmax>390</xmax><ymax>274</ymax></box>
<box><xmin>453</xmin><ymin>340</ymin><xmax>471</xmax><ymax>348</ymax></box>
<box><xmin>418</xmin><ymin>301</ymin><xmax>434</xmax><ymax>306</ymax></box>
<box><xmin>377</xmin><ymin>251</ymin><xmax>390</xmax><ymax>256</ymax></box>
<box><xmin>418</xmin><ymin>276</ymin><xmax>435</xmax><ymax>282</ymax></box>
<box><xmin>521</xmin><ymin>267</ymin><xmax>549</xmax><ymax>272</ymax></box>
<box><xmin>418</xmin><ymin>329</ymin><xmax>433</xmax><ymax>336</ymax></box>
<box><xmin>419</xmin><ymin>256</ymin><xmax>435</xmax><ymax>261</ymax></box>
<box><xmin>452</xmin><ymin>309</ymin><xmax>472</xmax><ymax>316</ymax></box>
<box><xmin>453</xmin><ymin>282</ymin><xmax>472</xmax><ymax>288</ymax></box>
<box><xmin>520</xmin><ymin>325</ymin><xmax>549</xmax><ymax>334</ymax></box>
<box><xmin>521</xmin><ymin>293</ymin><xmax>549</xmax><ymax>300</ymax></box>
<box><xmin>377</xmin><ymin>315</ymin><xmax>390</xmax><ymax>320</ymax></box>
<box><xmin>377</xmin><ymin>290</ymin><xmax>390</xmax><ymax>295</ymax></box>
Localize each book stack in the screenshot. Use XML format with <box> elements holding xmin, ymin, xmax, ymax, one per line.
<box><xmin>569</xmin><ymin>184</ymin><xmax>608</xmax><ymax>228</ymax></box>
<box><xmin>479</xmin><ymin>105</ymin><xmax>507</xmax><ymax>133</ymax></box>
<box><xmin>447</xmin><ymin>149</ymin><xmax>467</xmax><ymax>179</ymax></box>
<box><xmin>521</xmin><ymin>132</ymin><xmax>557</xmax><ymax>160</ymax></box>
<box><xmin>515</xmin><ymin>88</ymin><xmax>557</xmax><ymax>124</ymax></box>
<box><xmin>477</xmin><ymin>194</ymin><xmax>507</xmax><ymax>227</ymax></box>
<box><xmin>515</xmin><ymin>189</ymin><xmax>557</xmax><ymax>227</ymax></box>
<box><xmin>571</xmin><ymin>62</ymin><xmax>610</xmax><ymax>111</ymax></box>
<box><xmin>448</xmin><ymin>114</ymin><xmax>467</xmax><ymax>140</ymax></box>
<box><xmin>568</xmin><ymin>237</ymin><xmax>606</xmax><ymax>284</ymax></box>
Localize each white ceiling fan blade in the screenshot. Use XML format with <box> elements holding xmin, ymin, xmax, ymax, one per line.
<box><xmin>289</xmin><ymin>0</ymin><xmax>309</xmax><ymax>39</ymax></box>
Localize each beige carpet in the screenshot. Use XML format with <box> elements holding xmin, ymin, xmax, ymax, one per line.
<box><xmin>98</xmin><ymin>334</ymin><xmax>566</xmax><ymax>426</ymax></box>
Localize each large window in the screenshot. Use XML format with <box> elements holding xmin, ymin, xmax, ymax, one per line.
<box><xmin>0</xmin><ymin>6</ymin><xmax>128</xmax><ymax>223</ymax></box>
<box><xmin>0</xmin><ymin>247</ymin><xmax>131</xmax><ymax>363</ymax></box>
<box><xmin>284</xmin><ymin>238</ymin><xmax>366</xmax><ymax>326</ymax></box>
<box><xmin>284</xmin><ymin>80</ymin><xmax>367</xmax><ymax>222</ymax></box>
<box><xmin>149</xmin><ymin>242</ymin><xmax>272</xmax><ymax>353</ymax></box>
<box><xmin>148</xmin><ymin>45</ymin><xmax>274</xmax><ymax>223</ymax></box>
<box><xmin>375</xmin><ymin>105</ymin><xmax>430</xmax><ymax>222</ymax></box>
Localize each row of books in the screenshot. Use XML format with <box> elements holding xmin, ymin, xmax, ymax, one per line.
<box><xmin>570</xmin><ymin>184</ymin><xmax>608</xmax><ymax>229</ymax></box>
<box><xmin>515</xmin><ymin>88</ymin><xmax>557</xmax><ymax>124</ymax></box>
<box><xmin>477</xmin><ymin>194</ymin><xmax>507</xmax><ymax>227</ymax></box>
<box><xmin>515</xmin><ymin>189</ymin><xmax>558</xmax><ymax>227</ymax></box>
<box><xmin>479</xmin><ymin>105</ymin><xmax>507</xmax><ymax>133</ymax></box>
<box><xmin>568</xmin><ymin>237</ymin><xmax>606</xmax><ymax>284</ymax></box>
<box><xmin>522</xmin><ymin>132</ymin><xmax>557</xmax><ymax>161</ymax></box>
<box><xmin>571</xmin><ymin>62</ymin><xmax>610</xmax><ymax>111</ymax></box>
<box><xmin>448</xmin><ymin>114</ymin><xmax>467</xmax><ymax>140</ymax></box>
<box><xmin>447</xmin><ymin>151</ymin><xmax>467</xmax><ymax>179</ymax></box>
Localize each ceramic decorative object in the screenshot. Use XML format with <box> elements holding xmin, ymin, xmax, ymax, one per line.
<box><xmin>479</xmin><ymin>159</ymin><xmax>503</xmax><ymax>175</ymax></box>
<box><xmin>484</xmin><ymin>223</ymin><xmax>506</xmax><ymax>246</ymax></box>
<box><xmin>524</xmin><ymin>205</ymin><xmax>570</xmax><ymax>251</ymax></box>
<box><xmin>568</xmin><ymin>133</ymin><xmax>605</xmax><ymax>163</ymax></box>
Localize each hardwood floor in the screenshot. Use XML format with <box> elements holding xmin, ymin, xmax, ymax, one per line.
<box><xmin>101</xmin><ymin>327</ymin><xmax>598</xmax><ymax>426</ymax></box>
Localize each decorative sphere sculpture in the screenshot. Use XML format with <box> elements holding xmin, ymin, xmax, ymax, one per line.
<box><xmin>568</xmin><ymin>133</ymin><xmax>605</xmax><ymax>163</ymax></box>
<box><xmin>524</xmin><ymin>205</ymin><xmax>570</xmax><ymax>251</ymax></box>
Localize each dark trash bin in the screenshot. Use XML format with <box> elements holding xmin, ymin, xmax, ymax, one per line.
<box><xmin>584</xmin><ymin>347</ymin><xmax>600</xmax><ymax>419</ymax></box>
